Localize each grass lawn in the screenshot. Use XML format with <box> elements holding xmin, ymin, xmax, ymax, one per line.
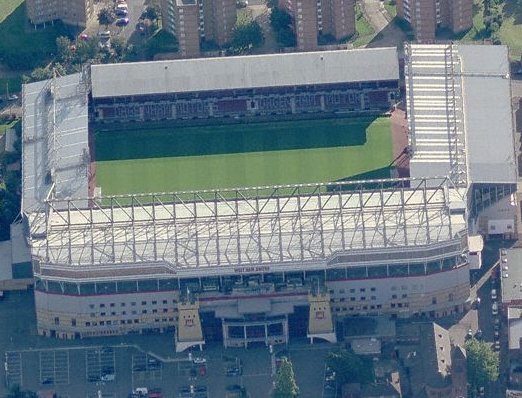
<box><xmin>384</xmin><ymin>2</ymin><xmax>397</xmax><ymax>19</ymax></box>
<box><xmin>456</xmin><ymin>0</ymin><xmax>522</xmax><ymax>60</ymax></box>
<box><xmin>497</xmin><ymin>0</ymin><xmax>522</xmax><ymax>61</ymax></box>
<box><xmin>95</xmin><ymin>117</ymin><xmax>393</xmax><ymax>195</ymax></box>
<box><xmin>0</xmin><ymin>1</ymin><xmax>78</xmax><ymax>70</ymax></box>
<box><xmin>352</xmin><ymin>5</ymin><xmax>376</xmax><ymax>48</ymax></box>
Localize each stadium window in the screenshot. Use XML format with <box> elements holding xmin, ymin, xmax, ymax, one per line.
<box><xmin>391</xmin><ymin>303</ymin><xmax>396</xmax><ymax>308</ymax></box>
<box><xmin>122</xmin><ymin>311</ymin><xmax>126</xmax><ymax>315</ymax></box>
<box><xmin>100</xmin><ymin>321</ymin><xmax>105</xmax><ymax>326</ymax></box>
<box><xmin>142</xmin><ymin>310</ymin><xmax>147</xmax><ymax>314</ymax></box>
<box><xmin>349</xmin><ymin>289</ymin><xmax>355</xmax><ymax>293</ymax></box>
<box><xmin>134</xmin><ymin>319</ymin><xmax>139</xmax><ymax>324</ymax></box>
<box><xmin>377</xmin><ymin>304</ymin><xmax>382</xmax><ymax>309</ymax></box>
<box><xmin>360</xmin><ymin>288</ymin><xmax>366</xmax><ymax>292</ymax></box>
<box><xmin>152</xmin><ymin>309</ymin><xmax>158</xmax><ymax>314</ymax></box>
<box><xmin>402</xmin><ymin>294</ymin><xmax>408</xmax><ymax>299</ymax></box>
<box><xmin>142</xmin><ymin>301</ymin><xmax>147</xmax><ymax>305</ymax></box>
<box><xmin>360</xmin><ymin>297</ymin><xmax>366</xmax><ymax>301</ymax></box>
<box><xmin>100</xmin><ymin>312</ymin><xmax>106</xmax><ymax>316</ymax></box>
<box><xmin>111</xmin><ymin>312</ymin><xmax>116</xmax><ymax>316</ymax></box>
<box><xmin>392</xmin><ymin>294</ymin><xmax>397</xmax><ymax>299</ymax></box>
<box><xmin>120</xmin><ymin>320</ymin><xmax>125</xmax><ymax>325</ymax></box>
<box><xmin>121</xmin><ymin>303</ymin><xmax>126</xmax><ymax>307</ymax></box>
<box><xmin>152</xmin><ymin>301</ymin><xmax>157</xmax><ymax>305</ymax></box>
<box><xmin>163</xmin><ymin>300</ymin><xmax>168</xmax><ymax>305</ymax></box>
<box><xmin>54</xmin><ymin>317</ymin><xmax>60</xmax><ymax>325</ymax></box>
<box><xmin>71</xmin><ymin>319</ymin><xmax>76</xmax><ymax>326</ymax></box>
<box><xmin>432</xmin><ymin>297</ymin><xmax>437</xmax><ymax>305</ymax></box>
<box><xmin>100</xmin><ymin>304</ymin><xmax>105</xmax><ymax>308</ymax></box>
<box><xmin>370</xmin><ymin>287</ymin><xmax>376</xmax><ymax>292</ymax></box>
<box><xmin>110</xmin><ymin>303</ymin><xmax>115</xmax><ymax>307</ymax></box>
<box><xmin>163</xmin><ymin>308</ymin><xmax>168</xmax><ymax>313</ymax></box>
<box><xmin>350</xmin><ymin>297</ymin><xmax>355</xmax><ymax>302</ymax></box>
<box><xmin>398</xmin><ymin>303</ymin><xmax>403</xmax><ymax>308</ymax></box>
<box><xmin>85</xmin><ymin>322</ymin><xmax>91</xmax><ymax>327</ymax></box>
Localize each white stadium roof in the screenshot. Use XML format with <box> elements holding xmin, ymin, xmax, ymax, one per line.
<box><xmin>406</xmin><ymin>44</ymin><xmax>516</xmax><ymax>186</ymax></box>
<box><xmin>22</xmin><ymin>73</ymin><xmax>89</xmax><ymax>213</ymax></box>
<box><xmin>90</xmin><ymin>48</ymin><xmax>400</xmax><ymax>98</ymax></box>
<box><xmin>29</xmin><ymin>179</ymin><xmax>466</xmax><ymax>279</ymax></box>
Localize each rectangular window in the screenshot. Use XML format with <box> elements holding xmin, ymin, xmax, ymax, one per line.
<box><xmin>163</xmin><ymin>300</ymin><xmax>168</xmax><ymax>305</ymax></box>
<box><xmin>54</xmin><ymin>317</ymin><xmax>60</xmax><ymax>325</ymax></box>
<box><xmin>131</xmin><ymin>302</ymin><xmax>136</xmax><ymax>306</ymax></box>
<box><xmin>142</xmin><ymin>301</ymin><xmax>147</xmax><ymax>305</ymax></box>
<box><xmin>71</xmin><ymin>319</ymin><xmax>76</xmax><ymax>326</ymax></box>
<box><xmin>142</xmin><ymin>310</ymin><xmax>147</xmax><ymax>314</ymax></box>
<box><xmin>152</xmin><ymin>301</ymin><xmax>157</xmax><ymax>305</ymax></box>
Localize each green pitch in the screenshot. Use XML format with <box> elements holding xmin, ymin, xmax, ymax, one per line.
<box><xmin>94</xmin><ymin>117</ymin><xmax>393</xmax><ymax>195</ymax></box>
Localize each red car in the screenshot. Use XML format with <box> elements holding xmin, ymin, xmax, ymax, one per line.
<box><xmin>199</xmin><ymin>365</ymin><xmax>207</xmax><ymax>377</ymax></box>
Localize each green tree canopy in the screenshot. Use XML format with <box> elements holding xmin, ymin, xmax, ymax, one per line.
<box><xmin>326</xmin><ymin>349</ymin><xmax>375</xmax><ymax>386</ymax></box>
<box><xmin>466</xmin><ymin>338</ymin><xmax>499</xmax><ymax>394</ymax></box>
<box><xmin>98</xmin><ymin>8</ymin><xmax>116</xmax><ymax>29</ymax></box>
<box><xmin>273</xmin><ymin>357</ymin><xmax>299</xmax><ymax>398</ymax></box>
<box><xmin>270</xmin><ymin>7</ymin><xmax>292</xmax><ymax>31</ymax></box>
<box><xmin>56</xmin><ymin>36</ymin><xmax>72</xmax><ymax>63</ymax></box>
<box><xmin>231</xmin><ymin>21</ymin><xmax>264</xmax><ymax>53</ymax></box>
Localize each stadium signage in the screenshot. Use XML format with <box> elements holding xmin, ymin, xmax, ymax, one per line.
<box><xmin>234</xmin><ymin>266</ymin><xmax>270</xmax><ymax>274</ymax></box>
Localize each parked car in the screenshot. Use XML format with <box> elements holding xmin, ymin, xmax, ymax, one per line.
<box><xmin>115</xmin><ymin>8</ymin><xmax>128</xmax><ymax>17</ymax></box>
<box><xmin>492</xmin><ymin>302</ymin><xmax>499</xmax><ymax>316</ymax></box>
<box><xmin>193</xmin><ymin>357</ymin><xmax>206</xmax><ymax>364</ymax></box>
<box><xmin>116</xmin><ymin>17</ymin><xmax>130</xmax><ymax>26</ymax></box>
<box><xmin>101</xmin><ymin>373</ymin><xmax>115</xmax><ymax>382</ymax></box>
<box><xmin>491</xmin><ymin>289</ymin><xmax>497</xmax><ymax>300</ymax></box>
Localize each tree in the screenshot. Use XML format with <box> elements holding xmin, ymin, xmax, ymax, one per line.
<box><xmin>269</xmin><ymin>7</ymin><xmax>296</xmax><ymax>48</ymax></box>
<box><xmin>326</xmin><ymin>349</ymin><xmax>375</xmax><ymax>386</ymax></box>
<box><xmin>466</xmin><ymin>339</ymin><xmax>499</xmax><ymax>395</ymax></box>
<box><xmin>273</xmin><ymin>358</ymin><xmax>299</xmax><ymax>398</ymax></box>
<box><xmin>270</xmin><ymin>7</ymin><xmax>292</xmax><ymax>31</ymax></box>
<box><xmin>231</xmin><ymin>21</ymin><xmax>264</xmax><ymax>53</ymax></box>
<box><xmin>56</xmin><ymin>36</ymin><xmax>73</xmax><ymax>63</ymax></box>
<box><xmin>98</xmin><ymin>7</ymin><xmax>116</xmax><ymax>29</ymax></box>
<box><xmin>144</xmin><ymin>5</ymin><xmax>159</xmax><ymax>21</ymax></box>
<box><xmin>30</xmin><ymin>67</ymin><xmax>53</xmax><ymax>82</ymax></box>
<box><xmin>74</xmin><ymin>39</ymin><xmax>99</xmax><ymax>64</ymax></box>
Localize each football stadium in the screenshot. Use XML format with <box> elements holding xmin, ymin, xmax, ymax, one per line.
<box><xmin>21</xmin><ymin>44</ymin><xmax>518</xmax><ymax>350</ymax></box>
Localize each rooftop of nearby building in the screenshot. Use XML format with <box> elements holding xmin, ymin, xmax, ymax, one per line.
<box><xmin>407</xmin><ymin>43</ymin><xmax>516</xmax><ymax>186</ymax></box>
<box><xmin>501</xmin><ymin>247</ymin><xmax>522</xmax><ymax>305</ymax></box>
<box><xmin>90</xmin><ymin>47</ymin><xmax>399</xmax><ymax>98</ymax></box>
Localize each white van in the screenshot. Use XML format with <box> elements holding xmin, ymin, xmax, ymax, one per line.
<box><xmin>134</xmin><ymin>387</ymin><xmax>148</xmax><ymax>396</ymax></box>
<box><xmin>492</xmin><ymin>302</ymin><xmax>498</xmax><ymax>316</ymax></box>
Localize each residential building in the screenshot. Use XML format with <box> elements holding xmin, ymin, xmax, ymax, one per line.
<box><xmin>161</xmin><ymin>0</ymin><xmax>236</xmax><ymax>57</ymax></box>
<box><xmin>396</xmin><ymin>0</ymin><xmax>472</xmax><ymax>42</ymax></box>
<box><xmin>278</xmin><ymin>0</ymin><xmax>355</xmax><ymax>51</ymax></box>
<box><xmin>26</xmin><ymin>0</ymin><xmax>94</xmax><ymax>27</ymax></box>
<box><xmin>398</xmin><ymin>322</ymin><xmax>467</xmax><ymax>398</ymax></box>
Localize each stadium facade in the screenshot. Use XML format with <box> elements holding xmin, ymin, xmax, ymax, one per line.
<box><xmin>90</xmin><ymin>49</ymin><xmax>399</xmax><ymax>123</ymax></box>
<box><xmin>21</xmin><ymin>45</ymin><xmax>517</xmax><ymax>350</ymax></box>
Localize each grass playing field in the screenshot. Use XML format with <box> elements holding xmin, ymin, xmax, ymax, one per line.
<box><xmin>94</xmin><ymin>116</ymin><xmax>393</xmax><ymax>195</ymax></box>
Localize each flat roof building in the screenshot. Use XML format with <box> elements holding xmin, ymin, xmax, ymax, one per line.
<box><xmin>278</xmin><ymin>0</ymin><xmax>355</xmax><ymax>51</ymax></box>
<box><xmin>161</xmin><ymin>0</ymin><xmax>236</xmax><ymax>57</ymax></box>
<box><xmin>26</xmin><ymin>0</ymin><xmax>94</xmax><ymax>27</ymax></box>
<box><xmin>397</xmin><ymin>0</ymin><xmax>472</xmax><ymax>42</ymax></box>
